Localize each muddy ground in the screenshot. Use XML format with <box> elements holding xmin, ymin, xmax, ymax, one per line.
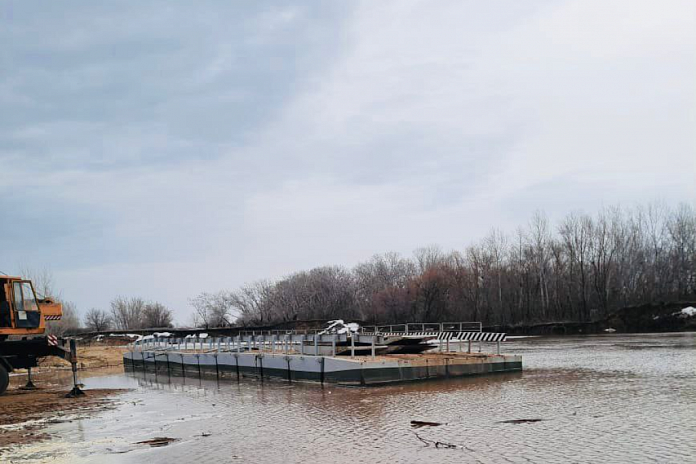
<box><xmin>0</xmin><ymin>343</ymin><xmax>130</xmax><ymax>452</ymax></box>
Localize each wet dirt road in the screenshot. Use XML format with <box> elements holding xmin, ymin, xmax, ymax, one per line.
<box><xmin>3</xmin><ymin>333</ymin><xmax>696</xmax><ymax>463</ymax></box>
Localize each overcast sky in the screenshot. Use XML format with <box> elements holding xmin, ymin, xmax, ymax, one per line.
<box><xmin>1</xmin><ymin>1</ymin><xmax>694</xmax><ymax>324</ymax></box>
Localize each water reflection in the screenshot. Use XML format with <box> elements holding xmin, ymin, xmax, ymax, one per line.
<box><xmin>126</xmin><ymin>368</ymin><xmax>525</xmax><ymax>397</ymax></box>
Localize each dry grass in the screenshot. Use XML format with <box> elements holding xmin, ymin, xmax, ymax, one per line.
<box><xmin>36</xmin><ymin>343</ymin><xmax>129</xmax><ymax>370</ymax></box>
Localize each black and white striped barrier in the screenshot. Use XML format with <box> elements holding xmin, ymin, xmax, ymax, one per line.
<box><xmin>361</xmin><ymin>331</ymin><xmax>507</xmax><ymax>354</ymax></box>
<box><xmin>362</xmin><ymin>331</ymin><xmax>506</xmax><ymax>342</ymax></box>
<box><xmin>441</xmin><ymin>332</ymin><xmax>506</xmax><ymax>342</ymax></box>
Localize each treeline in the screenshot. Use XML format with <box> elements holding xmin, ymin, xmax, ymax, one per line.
<box><xmin>192</xmin><ymin>203</ymin><xmax>696</xmax><ymax>327</ymax></box>
<box><xmin>83</xmin><ymin>297</ymin><xmax>174</xmax><ymax>332</ymax></box>
<box><xmin>15</xmin><ymin>269</ymin><xmax>174</xmax><ymax>333</ymax></box>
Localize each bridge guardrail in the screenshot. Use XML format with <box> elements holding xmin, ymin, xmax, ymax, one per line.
<box><xmin>130</xmin><ymin>326</ymin><xmax>508</xmax><ymax>357</ymax></box>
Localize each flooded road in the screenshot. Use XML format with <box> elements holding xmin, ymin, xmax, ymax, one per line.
<box><xmin>4</xmin><ymin>333</ymin><xmax>696</xmax><ymax>463</ymax></box>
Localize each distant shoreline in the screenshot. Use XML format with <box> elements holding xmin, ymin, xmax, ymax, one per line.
<box><xmin>487</xmin><ymin>301</ymin><xmax>696</xmax><ymax>336</ymax></box>
<box><xmin>68</xmin><ymin>301</ymin><xmax>696</xmax><ymax>340</ymax></box>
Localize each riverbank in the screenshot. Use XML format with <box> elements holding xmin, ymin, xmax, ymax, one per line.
<box><xmin>0</xmin><ymin>344</ymin><xmax>130</xmax><ymax>454</ymax></box>
<box><xmin>0</xmin><ymin>383</ymin><xmax>126</xmax><ymax>449</ymax></box>
<box><xmin>490</xmin><ymin>301</ymin><xmax>696</xmax><ymax>335</ymax></box>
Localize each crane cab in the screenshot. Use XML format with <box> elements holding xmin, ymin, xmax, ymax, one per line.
<box><xmin>0</xmin><ymin>276</ymin><xmax>62</xmax><ymax>337</ymax></box>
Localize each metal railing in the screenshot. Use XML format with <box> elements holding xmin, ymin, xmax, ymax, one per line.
<box><xmin>131</xmin><ymin>324</ymin><xmax>506</xmax><ymax>358</ymax></box>
<box><xmin>208</xmin><ymin>322</ymin><xmax>484</xmax><ymax>337</ymax></box>
<box><xmin>360</xmin><ymin>321</ymin><xmax>482</xmax><ymax>334</ymax></box>
<box><xmin>131</xmin><ymin>334</ymin><xmax>384</xmax><ymax>358</ymax></box>
<box><xmin>234</xmin><ymin>329</ymin><xmax>325</xmax><ymax>336</ymax></box>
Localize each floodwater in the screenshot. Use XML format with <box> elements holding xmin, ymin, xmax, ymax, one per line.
<box><xmin>4</xmin><ymin>333</ymin><xmax>696</xmax><ymax>463</ymax></box>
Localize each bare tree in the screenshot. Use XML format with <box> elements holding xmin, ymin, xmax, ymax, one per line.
<box><xmin>484</xmin><ymin>228</ymin><xmax>508</xmax><ymax>319</ymax></box>
<box><xmin>110</xmin><ymin>297</ymin><xmax>145</xmax><ymax>330</ymax></box>
<box><xmin>354</xmin><ymin>252</ymin><xmax>415</xmax><ymax>322</ymax></box>
<box><xmin>142</xmin><ymin>302</ymin><xmax>174</xmax><ymax>328</ymax></box>
<box><xmin>84</xmin><ymin>308</ymin><xmax>112</xmax><ymax>332</ymax></box>
<box><xmin>559</xmin><ymin>213</ymin><xmax>594</xmax><ymax>320</ymax></box>
<box><xmin>639</xmin><ymin>202</ymin><xmax>670</xmax><ymax>302</ymax></box>
<box><xmin>413</xmin><ymin>246</ymin><xmax>445</xmax><ymax>273</ymax></box>
<box><xmin>47</xmin><ymin>301</ymin><xmax>81</xmax><ymax>336</ymax></box>
<box><xmin>228</xmin><ymin>281</ymin><xmax>277</xmax><ymax>325</ymax></box>
<box><xmin>189</xmin><ymin>291</ymin><xmax>235</xmax><ymax>328</ymax></box>
<box><xmin>666</xmin><ymin>203</ymin><xmax>696</xmax><ymax>298</ymax></box>
<box><xmin>527</xmin><ymin>212</ymin><xmax>552</xmax><ymax>319</ymax></box>
<box><xmin>17</xmin><ymin>266</ymin><xmax>60</xmax><ymax>300</ymax></box>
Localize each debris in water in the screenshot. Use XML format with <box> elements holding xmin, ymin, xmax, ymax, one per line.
<box><xmin>499</xmin><ymin>418</ymin><xmax>544</xmax><ymax>424</ymax></box>
<box><xmin>410</xmin><ymin>420</ymin><xmax>444</xmax><ymax>428</ymax></box>
<box><xmin>412</xmin><ymin>431</ymin><xmax>473</xmax><ymax>451</ymax></box>
<box><xmin>135</xmin><ymin>437</ymin><xmax>178</xmax><ymax>447</ymax></box>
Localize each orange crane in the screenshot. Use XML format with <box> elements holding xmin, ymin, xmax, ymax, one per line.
<box><xmin>0</xmin><ymin>275</ymin><xmax>81</xmax><ymax>395</ymax></box>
